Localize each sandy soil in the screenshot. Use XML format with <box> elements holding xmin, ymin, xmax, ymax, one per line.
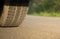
<box><xmin>0</xmin><ymin>15</ymin><xmax>60</xmax><ymax>39</ymax></box>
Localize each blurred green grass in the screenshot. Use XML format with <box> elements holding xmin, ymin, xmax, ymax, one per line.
<box><xmin>28</xmin><ymin>12</ymin><xmax>60</xmax><ymax>17</ymax></box>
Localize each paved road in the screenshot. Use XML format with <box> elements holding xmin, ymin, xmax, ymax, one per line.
<box><xmin>0</xmin><ymin>15</ymin><xmax>60</xmax><ymax>39</ymax></box>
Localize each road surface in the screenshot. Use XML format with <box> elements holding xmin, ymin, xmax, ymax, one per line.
<box><xmin>0</xmin><ymin>15</ymin><xmax>60</xmax><ymax>39</ymax></box>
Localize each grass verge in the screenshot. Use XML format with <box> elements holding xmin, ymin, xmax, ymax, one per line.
<box><xmin>29</xmin><ymin>12</ymin><xmax>60</xmax><ymax>17</ymax></box>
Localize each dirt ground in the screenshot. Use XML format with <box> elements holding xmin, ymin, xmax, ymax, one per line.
<box><xmin>0</xmin><ymin>15</ymin><xmax>60</xmax><ymax>39</ymax></box>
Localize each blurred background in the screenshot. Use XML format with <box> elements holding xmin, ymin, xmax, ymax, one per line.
<box><xmin>28</xmin><ymin>0</ymin><xmax>60</xmax><ymax>17</ymax></box>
